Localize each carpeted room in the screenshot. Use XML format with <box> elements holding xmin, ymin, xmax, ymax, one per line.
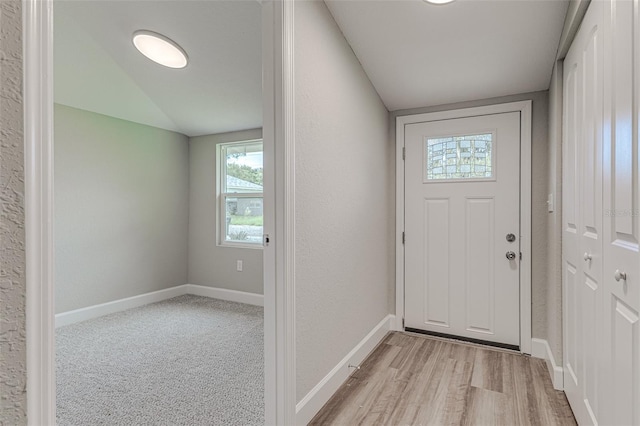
<box><xmin>53</xmin><ymin>1</ymin><xmax>265</xmax><ymax>425</ymax></box>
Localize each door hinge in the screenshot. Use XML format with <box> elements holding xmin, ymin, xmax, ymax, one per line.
<box><xmin>402</xmin><ymin>147</ymin><xmax>406</xmax><ymax>160</ymax></box>
<box><xmin>520</xmin><ymin>252</ymin><xmax>522</xmax><ymax>260</ymax></box>
<box><xmin>402</xmin><ymin>318</ymin><xmax>405</xmax><ymax>329</ymax></box>
<box><xmin>402</xmin><ymin>232</ymin><xmax>405</xmax><ymax>244</ymax></box>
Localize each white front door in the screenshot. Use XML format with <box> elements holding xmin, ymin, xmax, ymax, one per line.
<box><xmin>404</xmin><ymin>112</ymin><xmax>521</xmax><ymax>347</ymax></box>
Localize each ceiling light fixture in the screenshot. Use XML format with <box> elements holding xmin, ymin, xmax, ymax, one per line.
<box><xmin>423</xmin><ymin>0</ymin><xmax>455</xmax><ymax>4</ymax></box>
<box><xmin>132</xmin><ymin>30</ymin><xmax>188</xmax><ymax>69</ymax></box>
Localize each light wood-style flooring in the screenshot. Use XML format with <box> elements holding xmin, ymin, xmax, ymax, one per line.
<box><xmin>310</xmin><ymin>332</ymin><xmax>576</xmax><ymax>426</ymax></box>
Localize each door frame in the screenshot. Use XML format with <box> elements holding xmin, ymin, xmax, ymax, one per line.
<box><xmin>23</xmin><ymin>0</ymin><xmax>297</xmax><ymax>424</ymax></box>
<box><xmin>395</xmin><ymin>101</ymin><xmax>533</xmax><ymax>354</ymax></box>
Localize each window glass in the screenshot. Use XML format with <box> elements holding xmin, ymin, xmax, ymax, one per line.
<box><xmin>220</xmin><ymin>141</ymin><xmax>263</xmax><ymax>246</ymax></box>
<box><xmin>425</xmin><ymin>133</ymin><xmax>494</xmax><ymax>181</ymax></box>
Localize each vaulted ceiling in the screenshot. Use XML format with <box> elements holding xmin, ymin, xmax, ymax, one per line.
<box><xmin>55</xmin><ymin>0</ymin><xmax>568</xmax><ymax>134</ymax></box>
<box><xmin>325</xmin><ymin>0</ymin><xmax>569</xmax><ymax>111</ymax></box>
<box><xmin>54</xmin><ymin>1</ymin><xmax>262</xmax><ymax>137</ymax></box>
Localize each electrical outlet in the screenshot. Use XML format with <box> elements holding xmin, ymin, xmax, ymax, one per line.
<box><xmin>236</xmin><ymin>260</ymin><xmax>243</xmax><ymax>272</ymax></box>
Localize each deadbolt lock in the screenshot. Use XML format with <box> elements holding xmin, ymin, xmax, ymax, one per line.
<box><xmin>506</xmin><ymin>233</ymin><xmax>516</xmax><ymax>242</ymax></box>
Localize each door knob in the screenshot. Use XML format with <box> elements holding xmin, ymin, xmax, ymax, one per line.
<box><xmin>614</xmin><ymin>270</ymin><xmax>627</xmax><ymax>282</ymax></box>
<box><xmin>506</xmin><ymin>251</ymin><xmax>516</xmax><ymax>260</ymax></box>
<box><xmin>584</xmin><ymin>252</ymin><xmax>592</xmax><ymax>261</ymax></box>
<box><xmin>506</xmin><ymin>233</ymin><xmax>516</xmax><ymax>242</ymax></box>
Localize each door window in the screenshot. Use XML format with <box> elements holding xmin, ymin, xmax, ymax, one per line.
<box><xmin>424</xmin><ymin>132</ymin><xmax>495</xmax><ymax>181</ymax></box>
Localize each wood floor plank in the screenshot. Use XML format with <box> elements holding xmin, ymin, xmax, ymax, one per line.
<box><xmin>470</xmin><ymin>348</ymin><xmax>504</xmax><ymax>393</ymax></box>
<box><xmin>310</xmin><ymin>332</ymin><xmax>576</xmax><ymax>426</ymax></box>
<box><xmin>309</xmin><ymin>343</ymin><xmax>402</xmax><ymax>426</ymax></box>
<box><xmin>460</xmin><ymin>386</ymin><xmax>517</xmax><ymax>426</ymax></box>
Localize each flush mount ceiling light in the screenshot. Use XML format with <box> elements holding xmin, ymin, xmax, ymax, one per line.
<box><xmin>132</xmin><ymin>30</ymin><xmax>188</xmax><ymax>69</ymax></box>
<box><xmin>423</xmin><ymin>0</ymin><xmax>455</xmax><ymax>4</ymax></box>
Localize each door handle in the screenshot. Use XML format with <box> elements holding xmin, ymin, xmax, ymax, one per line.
<box><xmin>505</xmin><ymin>251</ymin><xmax>516</xmax><ymax>260</ymax></box>
<box><xmin>584</xmin><ymin>252</ymin><xmax>592</xmax><ymax>261</ymax></box>
<box><xmin>614</xmin><ymin>270</ymin><xmax>627</xmax><ymax>282</ymax></box>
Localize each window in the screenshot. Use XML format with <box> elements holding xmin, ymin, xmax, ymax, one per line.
<box><xmin>218</xmin><ymin>140</ymin><xmax>263</xmax><ymax>247</ymax></box>
<box><xmin>424</xmin><ymin>132</ymin><xmax>495</xmax><ymax>181</ymax></box>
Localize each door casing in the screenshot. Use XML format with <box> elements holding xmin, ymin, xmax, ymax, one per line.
<box><xmin>395</xmin><ymin>101</ymin><xmax>533</xmax><ymax>355</ymax></box>
<box><xmin>23</xmin><ymin>1</ymin><xmax>297</xmax><ymax>424</ymax></box>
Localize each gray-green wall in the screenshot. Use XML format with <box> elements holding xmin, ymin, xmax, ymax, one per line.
<box><xmin>54</xmin><ymin>104</ymin><xmax>190</xmax><ymax>313</ymax></box>
<box><xmin>295</xmin><ymin>0</ymin><xmax>392</xmax><ymax>402</ymax></box>
<box><xmin>188</xmin><ymin>129</ymin><xmax>264</xmax><ymax>295</ymax></box>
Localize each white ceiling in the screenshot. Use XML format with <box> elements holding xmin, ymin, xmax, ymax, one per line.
<box><xmin>325</xmin><ymin>0</ymin><xmax>569</xmax><ymax>111</ymax></box>
<box><xmin>54</xmin><ymin>1</ymin><xmax>262</xmax><ymax>137</ymax></box>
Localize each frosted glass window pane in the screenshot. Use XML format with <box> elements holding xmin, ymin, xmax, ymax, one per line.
<box><xmin>425</xmin><ymin>133</ymin><xmax>493</xmax><ymax>180</ymax></box>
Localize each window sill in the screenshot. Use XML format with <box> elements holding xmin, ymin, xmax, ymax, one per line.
<box><xmin>218</xmin><ymin>242</ymin><xmax>264</xmax><ymax>250</ymax></box>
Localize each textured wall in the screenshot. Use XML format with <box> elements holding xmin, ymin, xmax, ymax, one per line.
<box><xmin>390</xmin><ymin>90</ymin><xmax>550</xmax><ymax>342</ymax></box>
<box><xmin>188</xmin><ymin>129</ymin><xmax>263</xmax><ymax>295</ymax></box>
<box><xmin>55</xmin><ymin>104</ymin><xmax>190</xmax><ymax>313</ymax></box>
<box><xmin>0</xmin><ymin>0</ymin><xmax>27</xmax><ymax>423</ymax></box>
<box><xmin>295</xmin><ymin>0</ymin><xmax>392</xmax><ymax>402</ymax></box>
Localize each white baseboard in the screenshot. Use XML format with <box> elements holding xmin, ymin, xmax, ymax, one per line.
<box><xmin>531</xmin><ymin>338</ymin><xmax>564</xmax><ymax>390</ymax></box>
<box><xmin>55</xmin><ymin>285</ymin><xmax>189</xmax><ymax>328</ymax></box>
<box><xmin>56</xmin><ymin>284</ymin><xmax>264</xmax><ymax>327</ymax></box>
<box><xmin>296</xmin><ymin>314</ymin><xmax>395</xmax><ymax>425</ymax></box>
<box><xmin>185</xmin><ymin>284</ymin><xmax>264</xmax><ymax>306</ymax></box>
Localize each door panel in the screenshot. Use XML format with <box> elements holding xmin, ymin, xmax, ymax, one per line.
<box><xmin>563</xmin><ymin>1</ymin><xmax>604</xmax><ymax>424</ymax></box>
<box><xmin>465</xmin><ymin>198</ymin><xmax>495</xmax><ymax>334</ymax></box>
<box><xmin>422</xmin><ymin>198</ymin><xmax>450</xmax><ymax>327</ymax></box>
<box><xmin>601</xmin><ymin>0</ymin><xmax>640</xmax><ymax>424</ymax></box>
<box><xmin>405</xmin><ymin>112</ymin><xmax>520</xmax><ymax>347</ymax></box>
<box><xmin>610</xmin><ymin>297</ymin><xmax>639</xmax><ymax>426</ymax></box>
<box><xmin>564</xmin><ymin>263</ymin><xmax>579</xmax><ymax>386</ymax></box>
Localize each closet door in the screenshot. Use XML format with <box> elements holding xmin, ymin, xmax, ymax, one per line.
<box><xmin>562</xmin><ymin>1</ymin><xmax>604</xmax><ymax>424</ymax></box>
<box><xmin>602</xmin><ymin>0</ymin><xmax>640</xmax><ymax>424</ymax></box>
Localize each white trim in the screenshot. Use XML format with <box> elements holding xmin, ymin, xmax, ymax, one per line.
<box><xmin>185</xmin><ymin>284</ymin><xmax>264</xmax><ymax>306</ymax></box>
<box><xmin>55</xmin><ymin>286</ymin><xmax>188</xmax><ymax>328</ymax></box>
<box><xmin>55</xmin><ymin>285</ymin><xmax>265</xmax><ymax>328</ymax></box>
<box><xmin>531</xmin><ymin>338</ymin><xmax>564</xmax><ymax>390</ymax></box>
<box><xmin>395</xmin><ymin>100</ymin><xmax>533</xmax><ymax>355</ymax></box>
<box><xmin>296</xmin><ymin>315</ymin><xmax>395</xmax><ymax>425</ymax></box>
<box><xmin>216</xmin><ymin>138</ymin><xmax>265</xmax><ymax>249</ymax></box>
<box><xmin>24</xmin><ymin>0</ymin><xmax>55</xmax><ymax>424</ymax></box>
<box><xmin>25</xmin><ymin>0</ymin><xmax>289</xmax><ymax>423</ymax></box>
<box><xmin>263</xmin><ymin>1</ymin><xmax>297</xmax><ymax>424</ymax></box>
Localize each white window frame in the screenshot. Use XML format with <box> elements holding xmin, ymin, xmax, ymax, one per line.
<box><xmin>217</xmin><ymin>139</ymin><xmax>264</xmax><ymax>249</ymax></box>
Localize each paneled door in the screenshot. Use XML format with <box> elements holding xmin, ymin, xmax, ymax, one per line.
<box><xmin>404</xmin><ymin>112</ymin><xmax>521</xmax><ymax>347</ymax></box>
<box><xmin>562</xmin><ymin>1</ymin><xmax>604</xmax><ymax>424</ymax></box>
<box><xmin>601</xmin><ymin>0</ymin><xmax>640</xmax><ymax>424</ymax></box>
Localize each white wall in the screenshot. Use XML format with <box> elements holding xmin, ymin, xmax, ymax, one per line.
<box><xmin>295</xmin><ymin>0</ymin><xmax>392</xmax><ymax>402</ymax></box>
<box><xmin>188</xmin><ymin>129</ymin><xmax>263</xmax><ymax>295</ymax></box>
<box><xmin>54</xmin><ymin>104</ymin><xmax>189</xmax><ymax>313</ymax></box>
<box><xmin>390</xmin><ymin>90</ymin><xmax>550</xmax><ymax>342</ymax></box>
